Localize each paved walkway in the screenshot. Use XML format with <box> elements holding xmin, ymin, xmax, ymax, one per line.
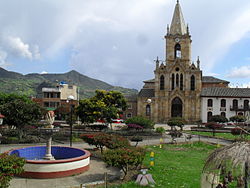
<box><xmin>1</xmin><ymin>130</ymin><xmax>234</xmax><ymax>188</ymax></box>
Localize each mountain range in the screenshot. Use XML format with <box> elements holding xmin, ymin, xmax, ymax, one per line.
<box><xmin>0</xmin><ymin>67</ymin><xmax>137</xmax><ymax>98</ymax></box>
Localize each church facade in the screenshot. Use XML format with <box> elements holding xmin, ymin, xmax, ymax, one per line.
<box><xmin>130</xmin><ymin>1</ymin><xmax>250</xmax><ymax>124</ymax></box>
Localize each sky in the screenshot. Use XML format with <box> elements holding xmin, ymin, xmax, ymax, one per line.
<box><xmin>0</xmin><ymin>0</ymin><xmax>250</xmax><ymax>90</ymax></box>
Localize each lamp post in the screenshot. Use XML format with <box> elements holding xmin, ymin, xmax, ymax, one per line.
<box><xmin>67</xmin><ymin>95</ymin><xmax>74</xmax><ymax>147</ymax></box>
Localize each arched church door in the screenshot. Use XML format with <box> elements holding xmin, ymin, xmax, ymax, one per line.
<box><xmin>171</xmin><ymin>97</ymin><xmax>183</xmax><ymax>117</ymax></box>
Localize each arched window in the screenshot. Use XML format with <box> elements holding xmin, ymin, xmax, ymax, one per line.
<box><xmin>221</xmin><ymin>99</ymin><xmax>226</xmax><ymax>107</ymax></box>
<box><xmin>176</xmin><ymin>74</ymin><xmax>179</xmax><ymax>87</ymax></box>
<box><xmin>207</xmin><ymin>112</ymin><xmax>213</xmax><ymax>122</ymax></box>
<box><xmin>146</xmin><ymin>105</ymin><xmax>151</xmax><ymax>116</ymax></box>
<box><xmin>190</xmin><ymin>75</ymin><xmax>195</xmax><ymax>91</ymax></box>
<box><xmin>172</xmin><ymin>74</ymin><xmax>175</xmax><ymax>90</ymax></box>
<box><xmin>180</xmin><ymin>74</ymin><xmax>183</xmax><ymax>90</ymax></box>
<box><xmin>221</xmin><ymin>112</ymin><xmax>226</xmax><ymax>117</ymax></box>
<box><xmin>160</xmin><ymin>75</ymin><xmax>164</xmax><ymax>90</ymax></box>
<box><xmin>207</xmin><ymin>99</ymin><xmax>213</xmax><ymax>107</ymax></box>
<box><xmin>232</xmin><ymin>99</ymin><xmax>238</xmax><ymax>109</ymax></box>
<box><xmin>244</xmin><ymin>100</ymin><xmax>249</xmax><ymax>110</ymax></box>
<box><xmin>127</xmin><ymin>113</ymin><xmax>132</xmax><ymax>118</ymax></box>
<box><xmin>175</xmin><ymin>44</ymin><xmax>181</xmax><ymax>59</ymax></box>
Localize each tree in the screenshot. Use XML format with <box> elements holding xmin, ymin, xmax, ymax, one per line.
<box><xmin>210</xmin><ymin>115</ymin><xmax>228</xmax><ymax>123</ymax></box>
<box><xmin>76</xmin><ymin>99</ymin><xmax>106</xmax><ymax>125</ymax></box>
<box><xmin>76</xmin><ymin>90</ymin><xmax>127</xmax><ymax>128</ymax></box>
<box><xmin>0</xmin><ymin>95</ymin><xmax>43</xmax><ymax>139</ymax></box>
<box><xmin>230</xmin><ymin>115</ymin><xmax>246</xmax><ymax>123</ymax></box>
<box><xmin>167</xmin><ymin>117</ymin><xmax>186</xmax><ymax>130</ymax></box>
<box><xmin>125</xmin><ymin>116</ymin><xmax>154</xmax><ymax>129</ymax></box>
<box><xmin>205</xmin><ymin>122</ymin><xmax>223</xmax><ymax>136</ymax></box>
<box><xmin>0</xmin><ymin>153</ymin><xmax>25</xmax><ymax>188</ymax></box>
<box><xmin>103</xmin><ymin>147</ymin><xmax>146</xmax><ymax>179</ymax></box>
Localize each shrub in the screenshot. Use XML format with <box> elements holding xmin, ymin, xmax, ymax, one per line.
<box><xmin>125</xmin><ymin>116</ymin><xmax>154</xmax><ymax>129</ymax></box>
<box><xmin>155</xmin><ymin>127</ymin><xmax>165</xmax><ymax>134</ymax></box>
<box><xmin>231</xmin><ymin>127</ymin><xmax>243</xmax><ymax>136</ymax></box>
<box><xmin>205</xmin><ymin>122</ymin><xmax>223</xmax><ymax>130</ymax></box>
<box><xmin>126</xmin><ymin>124</ymin><xmax>143</xmax><ymax>130</ymax></box>
<box><xmin>130</xmin><ymin>136</ymin><xmax>143</xmax><ymax>147</ymax></box>
<box><xmin>103</xmin><ymin>147</ymin><xmax>146</xmax><ymax>179</ymax></box>
<box><xmin>229</xmin><ymin>115</ymin><xmax>246</xmax><ymax>123</ymax></box>
<box><xmin>80</xmin><ymin>133</ymin><xmax>130</xmax><ymax>152</ymax></box>
<box><xmin>104</xmin><ymin>134</ymin><xmax>130</xmax><ymax>149</ymax></box>
<box><xmin>167</xmin><ymin>117</ymin><xmax>186</xmax><ymax>130</ymax></box>
<box><xmin>209</xmin><ymin>115</ymin><xmax>228</xmax><ymax>123</ymax></box>
<box><xmin>0</xmin><ymin>153</ymin><xmax>25</xmax><ymax>188</ymax></box>
<box><xmin>205</xmin><ymin>122</ymin><xmax>223</xmax><ymax>136</ymax></box>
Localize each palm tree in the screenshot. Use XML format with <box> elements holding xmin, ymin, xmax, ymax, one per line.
<box><xmin>202</xmin><ymin>142</ymin><xmax>250</xmax><ymax>188</ymax></box>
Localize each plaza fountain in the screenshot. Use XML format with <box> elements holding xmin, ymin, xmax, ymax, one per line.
<box><xmin>8</xmin><ymin>111</ymin><xmax>90</xmax><ymax>178</ymax></box>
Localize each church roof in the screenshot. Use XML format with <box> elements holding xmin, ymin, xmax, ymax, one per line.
<box><xmin>143</xmin><ymin>79</ymin><xmax>155</xmax><ymax>83</ymax></box>
<box><xmin>138</xmin><ymin>89</ymin><xmax>155</xmax><ymax>98</ymax></box>
<box><xmin>201</xmin><ymin>87</ymin><xmax>250</xmax><ymax>97</ymax></box>
<box><xmin>170</xmin><ymin>0</ymin><xmax>187</xmax><ymax>35</ymax></box>
<box><xmin>202</xmin><ymin>76</ymin><xmax>230</xmax><ymax>84</ymax></box>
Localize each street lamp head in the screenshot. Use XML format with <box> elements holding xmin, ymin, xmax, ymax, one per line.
<box><xmin>147</xmin><ymin>98</ymin><xmax>152</xmax><ymax>104</ymax></box>
<box><xmin>0</xmin><ymin>114</ymin><xmax>5</xmax><ymax>125</ymax></box>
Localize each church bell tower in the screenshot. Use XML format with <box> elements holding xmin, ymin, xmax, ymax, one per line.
<box><xmin>153</xmin><ymin>0</ymin><xmax>202</xmax><ymax>123</ymax></box>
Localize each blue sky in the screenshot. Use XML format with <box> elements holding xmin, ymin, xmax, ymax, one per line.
<box><xmin>0</xmin><ymin>0</ymin><xmax>250</xmax><ymax>89</ymax></box>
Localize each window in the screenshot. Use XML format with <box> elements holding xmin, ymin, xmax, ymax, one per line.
<box><xmin>190</xmin><ymin>75</ymin><xmax>195</xmax><ymax>91</ymax></box>
<box><xmin>175</xmin><ymin>44</ymin><xmax>181</xmax><ymax>58</ymax></box>
<box><xmin>207</xmin><ymin>99</ymin><xmax>213</xmax><ymax>107</ymax></box>
<box><xmin>160</xmin><ymin>75</ymin><xmax>164</xmax><ymax>90</ymax></box>
<box><xmin>180</xmin><ymin>74</ymin><xmax>183</xmax><ymax>90</ymax></box>
<box><xmin>244</xmin><ymin>100</ymin><xmax>249</xmax><ymax>110</ymax></box>
<box><xmin>68</xmin><ymin>85</ymin><xmax>73</xmax><ymax>89</ymax></box>
<box><xmin>207</xmin><ymin>111</ymin><xmax>213</xmax><ymax>122</ymax></box>
<box><xmin>127</xmin><ymin>113</ymin><xmax>132</xmax><ymax>118</ymax></box>
<box><xmin>146</xmin><ymin>104</ymin><xmax>151</xmax><ymax>116</ymax></box>
<box><xmin>233</xmin><ymin>99</ymin><xmax>238</xmax><ymax>109</ymax></box>
<box><xmin>221</xmin><ymin>112</ymin><xmax>226</xmax><ymax>117</ymax></box>
<box><xmin>127</xmin><ymin>104</ymin><xmax>132</xmax><ymax>109</ymax></box>
<box><xmin>172</xmin><ymin>74</ymin><xmax>175</xmax><ymax>90</ymax></box>
<box><xmin>176</xmin><ymin>74</ymin><xmax>179</xmax><ymax>87</ymax></box>
<box><xmin>221</xmin><ymin>99</ymin><xmax>226</xmax><ymax>107</ymax></box>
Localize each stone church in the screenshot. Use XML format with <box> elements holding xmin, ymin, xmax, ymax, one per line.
<box><xmin>123</xmin><ymin>1</ymin><xmax>250</xmax><ymax>123</ymax></box>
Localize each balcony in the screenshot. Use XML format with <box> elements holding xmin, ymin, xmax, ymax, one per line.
<box><xmin>230</xmin><ymin>105</ymin><xmax>250</xmax><ymax>111</ymax></box>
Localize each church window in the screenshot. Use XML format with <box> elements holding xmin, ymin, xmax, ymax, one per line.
<box><xmin>180</xmin><ymin>74</ymin><xmax>183</xmax><ymax>90</ymax></box>
<box><xmin>171</xmin><ymin>74</ymin><xmax>175</xmax><ymax>90</ymax></box>
<box><xmin>207</xmin><ymin>99</ymin><xmax>213</xmax><ymax>107</ymax></box>
<box><xmin>176</xmin><ymin>74</ymin><xmax>179</xmax><ymax>87</ymax></box>
<box><xmin>160</xmin><ymin>75</ymin><xmax>164</xmax><ymax>90</ymax></box>
<box><xmin>174</xmin><ymin>44</ymin><xmax>181</xmax><ymax>59</ymax></box>
<box><xmin>175</xmin><ymin>67</ymin><xmax>180</xmax><ymax>71</ymax></box>
<box><xmin>146</xmin><ymin>104</ymin><xmax>151</xmax><ymax>116</ymax></box>
<box><xmin>207</xmin><ymin>112</ymin><xmax>213</xmax><ymax>122</ymax></box>
<box><xmin>221</xmin><ymin>99</ymin><xmax>226</xmax><ymax>108</ymax></box>
<box><xmin>190</xmin><ymin>75</ymin><xmax>195</xmax><ymax>90</ymax></box>
<box><xmin>232</xmin><ymin>99</ymin><xmax>238</xmax><ymax>109</ymax></box>
<box><xmin>244</xmin><ymin>100</ymin><xmax>249</xmax><ymax>110</ymax></box>
<box><xmin>221</xmin><ymin>112</ymin><xmax>226</xmax><ymax>117</ymax></box>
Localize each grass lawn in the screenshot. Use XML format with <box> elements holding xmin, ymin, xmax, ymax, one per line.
<box><xmin>186</xmin><ymin>131</ymin><xmax>250</xmax><ymax>140</ymax></box>
<box><xmin>109</xmin><ymin>142</ymin><xmax>216</xmax><ymax>188</ymax></box>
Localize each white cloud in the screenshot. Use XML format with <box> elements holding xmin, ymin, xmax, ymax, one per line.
<box><xmin>40</xmin><ymin>71</ymin><xmax>48</xmax><ymax>74</ymax></box>
<box><xmin>0</xmin><ymin>50</ymin><xmax>8</xmax><ymax>67</ymax></box>
<box><xmin>7</xmin><ymin>36</ymin><xmax>33</xmax><ymax>59</ymax></box>
<box><xmin>227</xmin><ymin>66</ymin><xmax>250</xmax><ymax>78</ymax></box>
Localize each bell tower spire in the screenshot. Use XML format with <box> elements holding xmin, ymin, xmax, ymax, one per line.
<box><xmin>170</xmin><ymin>0</ymin><xmax>187</xmax><ymax>35</ymax></box>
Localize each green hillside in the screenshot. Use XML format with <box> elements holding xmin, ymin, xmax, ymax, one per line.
<box><xmin>0</xmin><ymin>68</ymin><xmax>137</xmax><ymax>98</ymax></box>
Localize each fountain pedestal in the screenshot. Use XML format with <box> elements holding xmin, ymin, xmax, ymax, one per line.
<box><xmin>43</xmin><ymin>136</ymin><xmax>55</xmax><ymax>160</ymax></box>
